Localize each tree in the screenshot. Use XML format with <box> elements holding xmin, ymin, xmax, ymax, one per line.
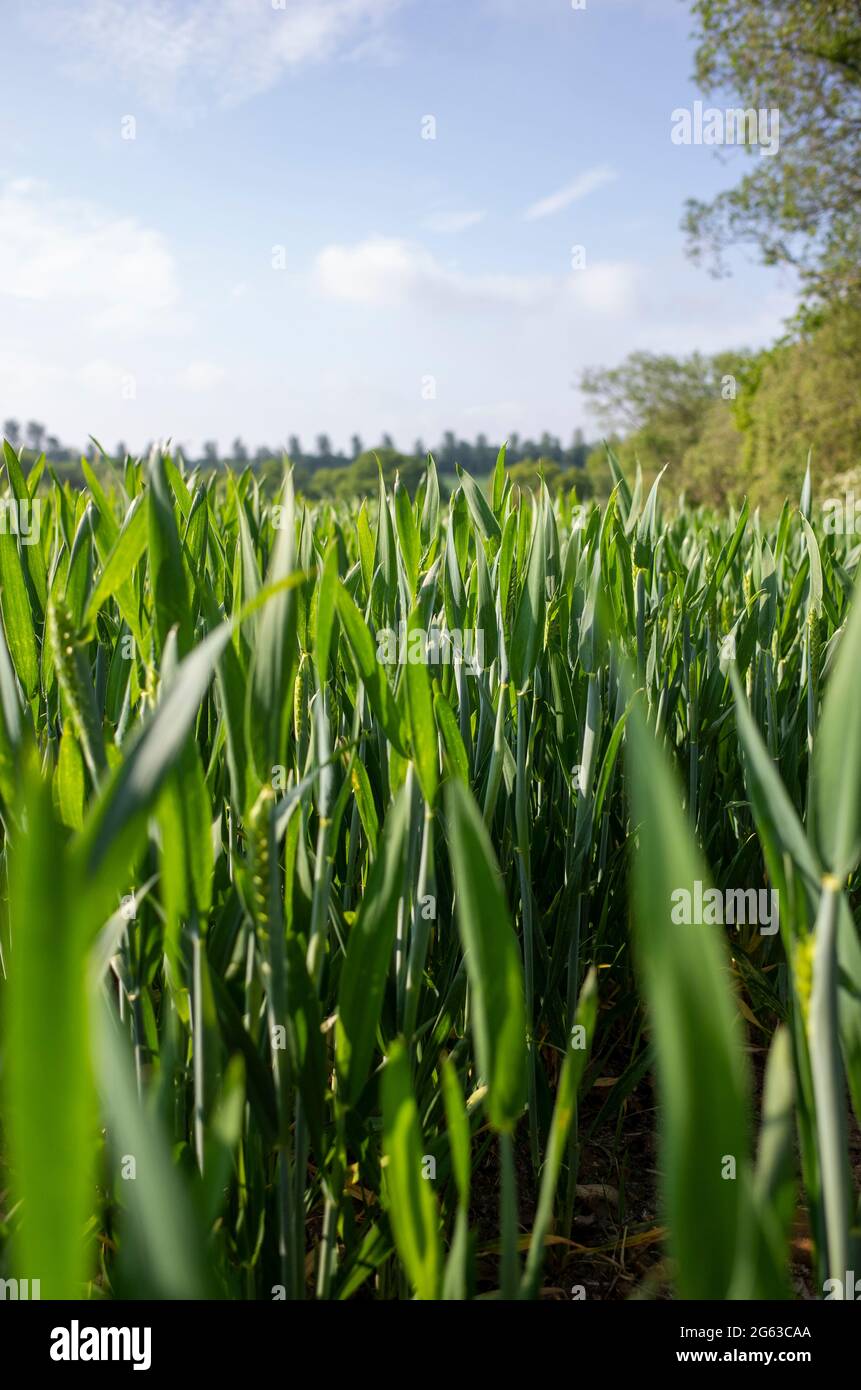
<box><xmin>439</xmin><ymin>431</ymin><xmax>457</xmax><ymax>468</ymax></box>
<box><xmin>3</xmin><ymin>419</ymin><xmax>20</xmax><ymax>446</ymax></box>
<box><xmin>581</xmin><ymin>350</ymin><xmax>745</xmax><ymax>431</ymax></box>
<box><xmin>729</xmin><ymin>301</ymin><xmax>861</xmax><ymax>506</ymax></box>
<box><xmin>202</xmin><ymin>441</ymin><xmax>219</xmax><ymax>467</ymax></box>
<box><xmin>26</xmin><ymin>421</ymin><xmax>45</xmax><ymax>453</ymax></box>
<box><xmin>287</xmin><ymin>435</ymin><xmax>303</xmax><ymax>463</ymax></box>
<box><xmin>300</xmin><ymin>445</ymin><xmax>424</xmax><ymax>502</ymax></box>
<box><xmin>684</xmin><ymin>0</ymin><xmax>861</xmax><ymax>309</ymax></box>
<box><xmin>580</xmin><ymin>348</ymin><xmax>750</xmax><ymax>479</ymax></box>
<box><xmin>315</xmin><ymin>434</ymin><xmax>333</xmax><ymax>467</ymax></box>
<box><xmin>538</xmin><ymin>431</ymin><xmax>561</xmax><ymax>462</ymax></box>
<box><xmin>350</xmin><ymin>434</ymin><xmax>363</xmax><ymax>459</ymax></box>
<box><xmin>456</xmin><ymin>437</ymin><xmax>473</xmax><ymax>470</ymax></box>
<box><xmin>507</xmin><ymin>457</ymin><xmax>589</xmax><ymax>497</ymax></box>
<box><xmin>472</xmin><ymin>433</ymin><xmax>493</xmax><ymax>471</ymax></box>
<box><xmin>567</xmin><ymin>428</ymin><xmax>589</xmax><ymax>469</ymax></box>
<box><xmin>231</xmin><ymin>437</ymin><xmax>248</xmax><ymax>464</ymax></box>
<box><xmin>509</xmin><ymin>457</ymin><xmax>562</xmax><ymax>491</ymax></box>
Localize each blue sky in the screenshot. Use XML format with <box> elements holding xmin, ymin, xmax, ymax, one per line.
<box><xmin>0</xmin><ymin>0</ymin><xmax>798</xmax><ymax>457</ymax></box>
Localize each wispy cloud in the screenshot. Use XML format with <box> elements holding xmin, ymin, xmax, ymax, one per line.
<box><xmin>27</xmin><ymin>0</ymin><xmax>403</xmax><ymax>109</ymax></box>
<box><xmin>423</xmin><ymin>210</ymin><xmax>487</xmax><ymax>235</ymax></box>
<box><xmin>344</xmin><ymin>29</ymin><xmax>404</xmax><ymax>66</ymax></box>
<box><xmin>524</xmin><ymin>166</ymin><xmax>618</xmax><ymax>221</ymax></box>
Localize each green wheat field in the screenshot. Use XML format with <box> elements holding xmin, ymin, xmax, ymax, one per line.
<box><xmin>0</xmin><ymin>438</ymin><xmax>859</xmax><ymax>1301</ymax></box>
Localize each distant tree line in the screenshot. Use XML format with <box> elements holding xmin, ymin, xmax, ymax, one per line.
<box><xmin>0</xmin><ymin>420</ymin><xmax>596</xmax><ymax>494</ymax></box>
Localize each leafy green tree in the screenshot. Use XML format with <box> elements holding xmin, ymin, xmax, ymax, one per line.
<box><xmin>678</xmin><ymin>401</ymin><xmax>745</xmax><ymax>506</ymax></box>
<box><xmin>684</xmin><ymin>0</ymin><xmax>861</xmax><ymax>308</ymax></box>
<box><xmin>315</xmin><ymin>434</ymin><xmax>333</xmax><ymax>467</ymax></box>
<box><xmin>508</xmin><ymin>457</ymin><xmax>590</xmax><ymax>496</ymax></box>
<box><xmin>580</xmin><ymin>349</ymin><xmax>748</xmax><ymax>474</ymax></box>
<box><xmin>26</xmin><ymin>421</ymin><xmax>46</xmax><ymax>453</ymax></box>
<box><xmin>508</xmin><ymin>458</ymin><xmax>561</xmax><ymax>491</ymax></box>
<box><xmin>733</xmin><ymin>301</ymin><xmax>861</xmax><ymax>505</ymax></box>
<box><xmin>439</xmin><ymin>431</ymin><xmax>457</xmax><ymax>469</ymax></box>
<box><xmin>300</xmin><ymin>446</ymin><xmax>423</xmax><ymax>500</ymax></box>
<box><xmin>566</xmin><ymin>428</ymin><xmax>589</xmax><ymax>469</ymax></box>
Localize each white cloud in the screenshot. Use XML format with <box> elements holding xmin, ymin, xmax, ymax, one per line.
<box><xmin>568</xmin><ymin>260</ymin><xmax>641</xmax><ymax>315</ymax></box>
<box><xmin>524</xmin><ymin>167</ymin><xmax>618</xmax><ymax>221</ymax></box>
<box><xmin>423</xmin><ymin>210</ymin><xmax>487</xmax><ymax>234</ymax></box>
<box><xmin>29</xmin><ymin>0</ymin><xmax>403</xmax><ymax>109</ymax></box>
<box><xmin>0</xmin><ymin>352</ymin><xmax>140</xmax><ymax>406</ymax></box>
<box><xmin>0</xmin><ymin>181</ymin><xmax>180</xmax><ymax>332</ymax></box>
<box><xmin>178</xmin><ymin>362</ymin><xmax>228</xmax><ymax>392</ymax></box>
<box><xmin>314</xmin><ymin>236</ymin><xmax>640</xmax><ymax>318</ymax></box>
<box><xmin>76</xmin><ymin>359</ymin><xmax>134</xmax><ymax>393</ymax></box>
<box><xmin>6</xmin><ymin>176</ymin><xmax>47</xmax><ymax>196</ymax></box>
<box><xmin>315</xmin><ymin>236</ymin><xmax>552</xmax><ymax>309</ymax></box>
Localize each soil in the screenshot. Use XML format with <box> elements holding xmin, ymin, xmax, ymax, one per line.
<box><xmin>470</xmin><ymin>1039</ymin><xmax>861</xmax><ymax>1301</ymax></box>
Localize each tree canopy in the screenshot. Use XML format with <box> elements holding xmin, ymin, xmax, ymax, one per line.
<box><xmin>684</xmin><ymin>0</ymin><xmax>861</xmax><ymax>310</ymax></box>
